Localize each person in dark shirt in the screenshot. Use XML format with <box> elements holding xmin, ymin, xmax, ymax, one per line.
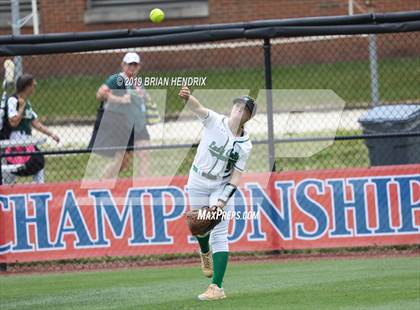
<box><xmin>6</xmin><ymin>74</ymin><xmax>60</xmax><ymax>184</ymax></box>
<box><xmin>89</xmin><ymin>52</ymin><xmax>151</xmax><ymax>179</ymax></box>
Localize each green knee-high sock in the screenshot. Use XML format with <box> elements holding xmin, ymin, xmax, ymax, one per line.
<box><xmin>212</xmin><ymin>251</ymin><xmax>229</xmax><ymax>288</ymax></box>
<box><xmin>196</xmin><ymin>234</ymin><xmax>210</xmax><ymax>253</ymax></box>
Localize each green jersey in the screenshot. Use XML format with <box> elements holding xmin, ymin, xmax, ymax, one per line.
<box><xmin>7</xmin><ymin>95</ymin><xmax>37</xmax><ymax>135</ymax></box>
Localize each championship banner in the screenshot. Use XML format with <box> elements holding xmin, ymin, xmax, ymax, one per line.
<box><xmin>0</xmin><ymin>165</ymin><xmax>419</xmax><ymax>263</ymax></box>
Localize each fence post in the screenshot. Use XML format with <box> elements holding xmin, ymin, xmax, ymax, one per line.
<box><xmin>263</xmin><ymin>38</ymin><xmax>276</xmax><ymax>172</ymax></box>
<box><xmin>11</xmin><ymin>0</ymin><xmax>23</xmax><ymax>78</ymax></box>
<box><xmin>369</xmin><ymin>34</ymin><xmax>380</xmax><ymax>106</ymax></box>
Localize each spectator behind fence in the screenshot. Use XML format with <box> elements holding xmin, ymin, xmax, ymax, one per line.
<box><xmin>5</xmin><ymin>74</ymin><xmax>60</xmax><ymax>184</ymax></box>
<box><xmin>88</xmin><ymin>52</ymin><xmax>151</xmax><ymax>179</ymax></box>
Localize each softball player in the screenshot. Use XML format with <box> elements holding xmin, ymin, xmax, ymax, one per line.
<box><xmin>178</xmin><ymin>86</ymin><xmax>256</xmax><ymax>301</ymax></box>
<box><xmin>5</xmin><ymin>74</ymin><xmax>60</xmax><ymax>184</ymax></box>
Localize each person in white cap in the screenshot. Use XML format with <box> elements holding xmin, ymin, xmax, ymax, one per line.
<box><xmin>89</xmin><ymin>52</ymin><xmax>151</xmax><ymax>179</ymax></box>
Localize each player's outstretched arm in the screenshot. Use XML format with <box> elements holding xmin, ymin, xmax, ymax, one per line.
<box><xmin>32</xmin><ymin>119</ymin><xmax>60</xmax><ymax>143</ymax></box>
<box><xmin>178</xmin><ymin>86</ymin><xmax>208</xmax><ymax>119</ymax></box>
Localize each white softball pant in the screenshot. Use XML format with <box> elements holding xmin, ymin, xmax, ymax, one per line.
<box><xmin>187</xmin><ymin>171</ymin><xmax>234</xmax><ymax>253</ymax></box>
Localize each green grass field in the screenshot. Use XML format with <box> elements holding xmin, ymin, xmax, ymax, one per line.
<box><xmin>0</xmin><ymin>256</ymin><xmax>419</xmax><ymax>309</ymax></box>
<box><xmin>27</xmin><ymin>57</ymin><xmax>420</xmax><ymax>121</ymax></box>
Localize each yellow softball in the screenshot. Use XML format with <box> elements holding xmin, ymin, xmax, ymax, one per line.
<box><xmin>150</xmin><ymin>8</ymin><xmax>165</xmax><ymax>24</ymax></box>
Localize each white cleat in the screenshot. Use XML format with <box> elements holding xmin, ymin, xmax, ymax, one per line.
<box><xmin>198</xmin><ymin>284</ymin><xmax>226</xmax><ymax>301</ymax></box>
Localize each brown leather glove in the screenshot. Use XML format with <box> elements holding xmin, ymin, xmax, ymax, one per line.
<box><xmin>185</xmin><ymin>205</ymin><xmax>225</xmax><ymax>236</ymax></box>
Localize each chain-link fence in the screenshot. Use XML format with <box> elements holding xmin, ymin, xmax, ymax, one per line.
<box><xmin>1</xmin><ymin>16</ymin><xmax>420</xmax><ymax>185</ymax></box>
